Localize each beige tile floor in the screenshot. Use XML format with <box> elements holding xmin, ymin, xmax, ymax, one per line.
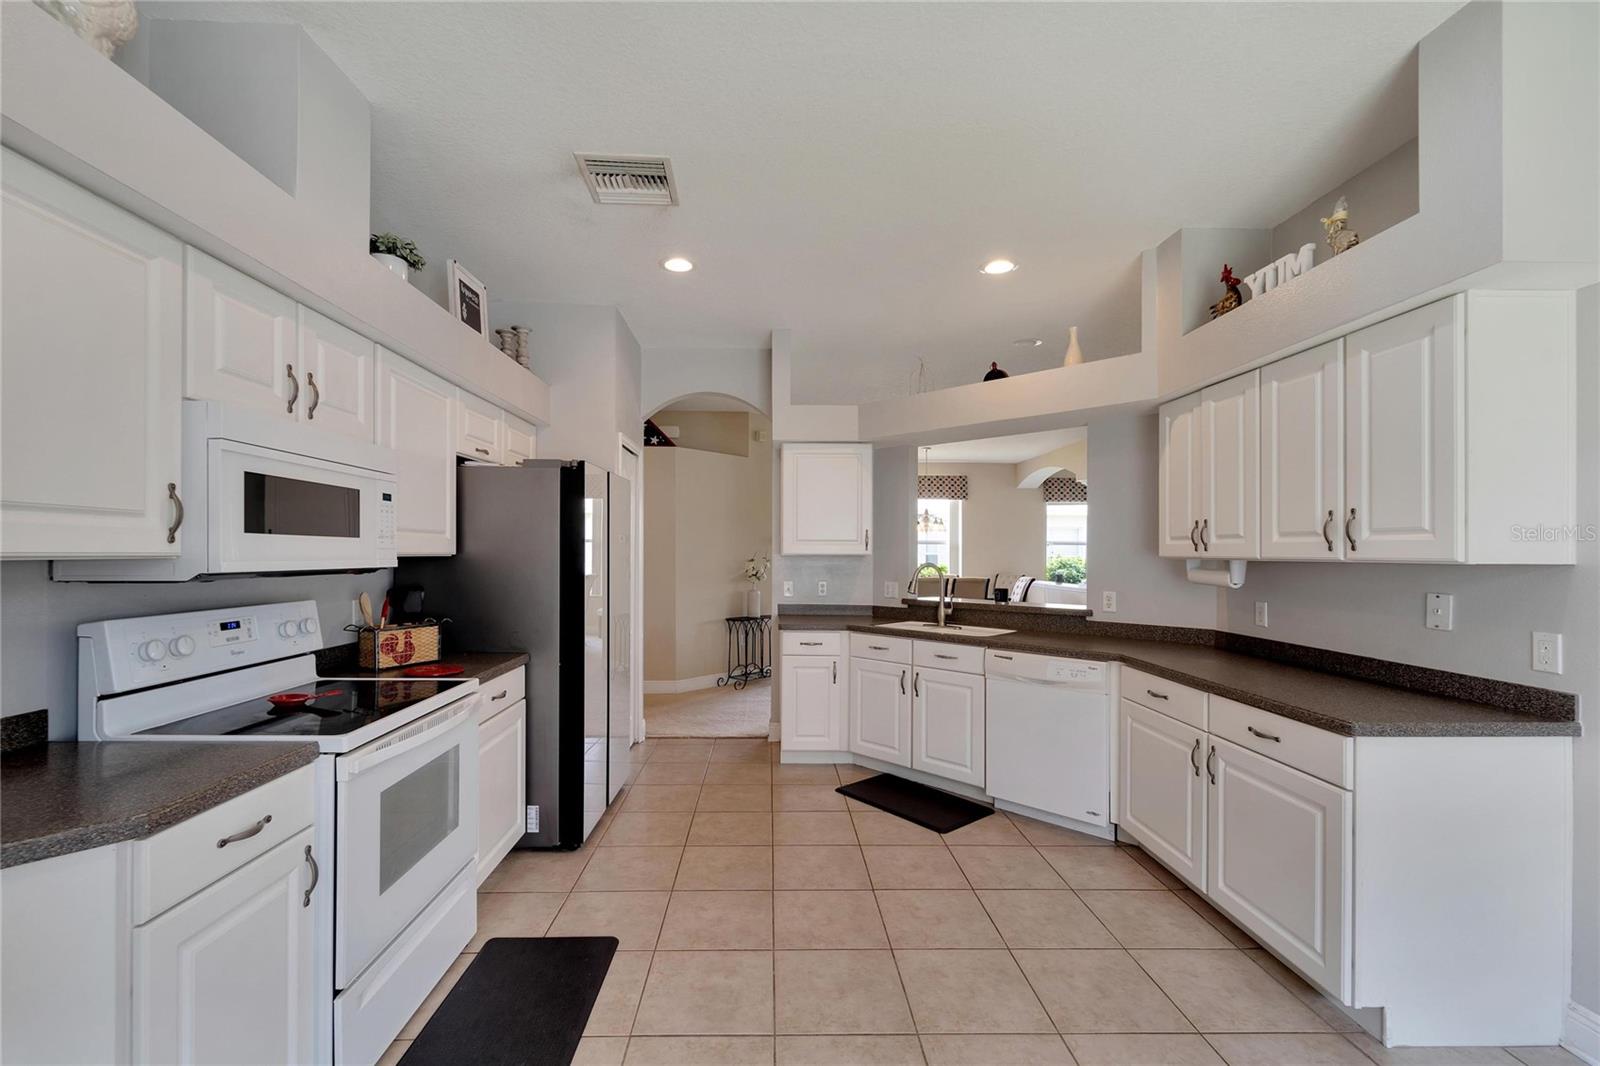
<box><xmin>379</xmin><ymin>740</ymin><xmax>1582</xmax><ymax>1066</ymax></box>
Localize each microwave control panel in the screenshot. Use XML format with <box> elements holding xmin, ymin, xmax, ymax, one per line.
<box><xmin>377</xmin><ymin>490</ymin><xmax>396</xmax><ymax>548</ymax></box>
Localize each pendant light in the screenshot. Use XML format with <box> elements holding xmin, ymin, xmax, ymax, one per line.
<box><xmin>916</xmin><ymin>447</ymin><xmax>946</xmax><ymax>533</ymax></box>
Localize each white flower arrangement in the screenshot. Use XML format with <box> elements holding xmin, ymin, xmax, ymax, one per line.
<box><xmin>742</xmin><ymin>554</ymin><xmax>771</xmax><ymax>584</ymax></box>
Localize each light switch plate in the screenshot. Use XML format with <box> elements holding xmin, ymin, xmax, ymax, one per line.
<box><xmin>1533</xmin><ymin>632</ymin><xmax>1563</xmax><ymax>674</ymax></box>
<box><xmin>817</xmin><ymin>581</ymin><xmax>828</xmax><ymax>597</ymax></box>
<box><xmin>1425</xmin><ymin>593</ymin><xmax>1454</xmax><ymax>631</ymax></box>
<box><xmin>782</xmin><ymin>581</ymin><xmax>794</xmax><ymax>597</ymax></box>
<box><xmin>1101</xmin><ymin>591</ymin><xmax>1117</xmax><ymax>613</ymax></box>
<box><xmin>1254</xmin><ymin>601</ymin><xmax>1269</xmax><ymax>628</ymax></box>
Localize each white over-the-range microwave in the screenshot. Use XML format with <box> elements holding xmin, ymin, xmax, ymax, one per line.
<box><xmin>54</xmin><ymin>400</ymin><xmax>397</xmax><ymax>581</ymax></box>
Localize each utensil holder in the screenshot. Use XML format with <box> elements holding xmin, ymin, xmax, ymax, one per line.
<box><xmin>348</xmin><ymin>623</ymin><xmax>441</xmax><ymax>669</ymax></box>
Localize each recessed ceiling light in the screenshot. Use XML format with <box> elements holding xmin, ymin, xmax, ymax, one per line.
<box><xmin>662</xmin><ymin>257</ymin><xmax>694</xmax><ymax>273</ymax></box>
<box><xmin>981</xmin><ymin>258</ymin><xmax>1018</xmax><ymax>275</ymax></box>
<box><xmin>1014</xmin><ymin>338</ymin><xmax>1043</xmax><ymax>347</ymax></box>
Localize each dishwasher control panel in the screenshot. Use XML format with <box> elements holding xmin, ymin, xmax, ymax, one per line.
<box><xmin>985</xmin><ymin>649</ymin><xmax>1108</xmax><ymax>689</ymax></box>
<box><xmin>1049</xmin><ymin>660</ymin><xmax>1104</xmax><ymax>684</ymax></box>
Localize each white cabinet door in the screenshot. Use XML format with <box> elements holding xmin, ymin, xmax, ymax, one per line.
<box><xmin>185</xmin><ymin>248</ymin><xmax>298</xmax><ymax>419</ymax></box>
<box><xmin>1343</xmin><ymin>297</ymin><xmax>1463</xmax><ymax>561</ymax></box>
<box><xmin>456</xmin><ymin>391</ymin><xmax>503</xmax><ymax>463</ymax></box>
<box><xmin>850</xmin><ymin>657</ymin><xmax>912</xmax><ymax>767</ymax></box>
<box><xmin>1198</xmin><ymin>370</ymin><xmax>1260</xmax><ymax>559</ymax></box>
<box><xmin>1157</xmin><ymin>393</ymin><xmax>1202</xmax><ymax>558</ymax></box>
<box><xmin>1261</xmin><ymin>342</ymin><xmax>1344</xmax><ymax>560</ymax></box>
<box><xmin>1119</xmin><ymin>699</ymin><xmax>1206</xmax><ymax>891</ymax></box>
<box><xmin>1207</xmin><ymin>737</ymin><xmax>1351</xmax><ymax>1000</ymax></box>
<box><xmin>1</xmin><ymin>149</ymin><xmax>184</xmax><ymax>560</ymax></box>
<box><xmin>376</xmin><ymin>349</ymin><xmax>456</xmax><ymax>556</ymax></box>
<box><xmin>781</xmin><ymin>443</ymin><xmax>873</xmax><ymax>555</ymax></box>
<box><xmin>912</xmin><ymin>666</ymin><xmax>985</xmax><ymax>787</ymax></box>
<box><xmin>503</xmin><ymin>413</ymin><xmax>537</xmax><ymax>465</ymax></box>
<box><xmin>781</xmin><ymin>655</ymin><xmax>843</xmax><ymax>751</ymax></box>
<box><xmin>133</xmin><ymin>828</ymin><xmax>317</xmax><ymax>1066</ymax></box>
<box><xmin>477</xmin><ymin>698</ymin><xmax>527</xmax><ymax>884</ymax></box>
<box><xmin>296</xmin><ymin>306</ymin><xmax>375</xmax><ymax>442</ymax></box>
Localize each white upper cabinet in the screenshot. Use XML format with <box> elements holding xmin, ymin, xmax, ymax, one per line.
<box><xmin>185</xmin><ymin>249</ymin><xmax>298</xmax><ymax>419</ymax></box>
<box><xmin>1198</xmin><ymin>371</ymin><xmax>1260</xmax><ymax>559</ymax></box>
<box><xmin>296</xmin><ymin>307</ymin><xmax>375</xmax><ymax>442</ymax></box>
<box><xmin>376</xmin><ymin>349</ymin><xmax>457</xmax><ymax>556</ymax></box>
<box><xmin>1262</xmin><ymin>341</ymin><xmax>1344</xmax><ymax>560</ymax></box>
<box><xmin>1157</xmin><ymin>394</ymin><xmax>1203</xmax><ymax>558</ymax></box>
<box><xmin>781</xmin><ymin>443</ymin><xmax>873</xmax><ymax>555</ymax></box>
<box><xmin>1</xmin><ymin>149</ymin><xmax>184</xmax><ymax>560</ymax></box>
<box><xmin>456</xmin><ymin>391</ymin><xmax>504</xmax><ymax>463</ymax></box>
<box><xmin>503</xmin><ymin>413</ymin><xmax>536</xmax><ymax>465</ymax></box>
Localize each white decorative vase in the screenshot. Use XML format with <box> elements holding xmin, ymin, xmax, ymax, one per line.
<box><xmin>371</xmin><ymin>253</ymin><xmax>410</xmax><ymax>283</ymax></box>
<box><xmin>1063</xmin><ymin>325</ymin><xmax>1084</xmax><ymax>367</ymax></box>
<box><xmin>745</xmin><ymin>588</ymin><xmax>763</xmax><ymax>618</ymax></box>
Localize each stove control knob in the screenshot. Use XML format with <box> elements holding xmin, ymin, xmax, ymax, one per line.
<box><xmin>298</xmin><ymin>618</ymin><xmax>319</xmax><ymax>636</ymax></box>
<box><xmin>138</xmin><ymin>639</ymin><xmax>167</xmax><ymax>663</ymax></box>
<box><xmin>168</xmin><ymin>635</ymin><xmax>196</xmax><ymax>658</ymax></box>
<box><xmin>277</xmin><ymin>621</ymin><xmax>297</xmax><ymax>638</ymax></box>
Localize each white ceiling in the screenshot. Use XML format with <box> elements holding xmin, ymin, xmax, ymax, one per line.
<box><xmin>923</xmin><ymin>427</ymin><xmax>1087</xmax><ymax>466</ymax></box>
<box><xmin>177</xmin><ymin>2</ymin><xmax>1456</xmax><ymax>404</ymax></box>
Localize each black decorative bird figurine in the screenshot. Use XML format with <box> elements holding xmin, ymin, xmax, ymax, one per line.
<box><xmin>983</xmin><ymin>361</ymin><xmax>1009</xmax><ymax>381</ymax></box>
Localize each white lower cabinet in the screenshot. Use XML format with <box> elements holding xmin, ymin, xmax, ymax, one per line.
<box><xmin>1118</xmin><ymin>697</ymin><xmax>1207</xmax><ymax>891</ymax></box>
<box><xmin>133</xmin><ymin>826</ymin><xmax>318</xmax><ymax>1066</ymax></box>
<box><xmin>477</xmin><ymin>696</ymin><xmax>527</xmax><ymax>884</ymax></box>
<box><xmin>849</xmin><ymin>657</ymin><xmax>912</xmax><ymax>767</ymax></box>
<box><xmin>1207</xmin><ymin>736</ymin><xmax>1351</xmax><ymax>1000</ymax></box>
<box><xmin>781</xmin><ymin>654</ymin><xmax>844</xmax><ymax>751</ymax></box>
<box><xmin>912</xmin><ymin>666</ymin><xmax>985</xmax><ymax>788</ymax></box>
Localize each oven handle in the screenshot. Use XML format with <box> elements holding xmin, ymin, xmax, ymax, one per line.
<box><xmin>335</xmin><ymin>696</ymin><xmax>477</xmax><ymax>780</ymax></box>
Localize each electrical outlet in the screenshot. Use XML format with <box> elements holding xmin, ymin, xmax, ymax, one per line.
<box><xmin>817</xmin><ymin>581</ymin><xmax>828</xmax><ymax>597</ymax></box>
<box><xmin>1101</xmin><ymin>590</ymin><xmax>1117</xmax><ymax>613</ymax></box>
<box><xmin>1254</xmin><ymin>601</ymin><xmax>1269</xmax><ymax>628</ymax></box>
<box><xmin>782</xmin><ymin>581</ymin><xmax>794</xmax><ymax>598</ymax></box>
<box><xmin>1532</xmin><ymin>632</ymin><xmax>1563</xmax><ymax>674</ymax></box>
<box><xmin>351</xmin><ymin>598</ymin><xmax>365</xmax><ymax>626</ymax></box>
<box><xmin>884</xmin><ymin>581</ymin><xmax>898</xmax><ymax>599</ymax></box>
<box><xmin>1425</xmin><ymin>593</ymin><xmax>1454</xmax><ymax>631</ymax></box>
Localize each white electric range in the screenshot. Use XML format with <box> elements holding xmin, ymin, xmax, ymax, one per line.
<box><xmin>78</xmin><ymin>599</ymin><xmax>481</xmax><ymax>1066</ymax></box>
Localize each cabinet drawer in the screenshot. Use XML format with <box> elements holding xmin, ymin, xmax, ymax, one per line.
<box><xmin>850</xmin><ymin>633</ymin><xmax>911</xmax><ymax>663</ymax></box>
<box><xmin>1209</xmin><ymin>696</ymin><xmax>1352</xmax><ymax>788</ymax></box>
<box><xmin>478</xmin><ymin>666</ymin><xmax>526</xmax><ymax>711</ymax></box>
<box><xmin>1122</xmin><ymin>666</ymin><xmax>1207</xmax><ymax>730</ymax></box>
<box><xmin>782</xmin><ymin>631</ymin><xmax>843</xmax><ymax>656</ymax></box>
<box><xmin>914</xmin><ymin>640</ymin><xmax>984</xmax><ymax>675</ymax></box>
<box><xmin>133</xmin><ymin>763</ymin><xmax>316</xmax><ymax>924</ymax></box>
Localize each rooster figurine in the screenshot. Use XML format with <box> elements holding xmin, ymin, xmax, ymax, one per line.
<box><xmin>1210</xmin><ymin>264</ymin><xmax>1243</xmax><ymax>320</ymax></box>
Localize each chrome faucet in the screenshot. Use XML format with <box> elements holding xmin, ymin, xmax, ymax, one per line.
<box><xmin>910</xmin><ymin>562</ymin><xmax>953</xmax><ymax>627</ymax></box>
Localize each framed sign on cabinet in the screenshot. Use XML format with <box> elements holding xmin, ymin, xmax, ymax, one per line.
<box><xmin>447</xmin><ymin>259</ymin><xmax>488</xmax><ymax>335</ymax></box>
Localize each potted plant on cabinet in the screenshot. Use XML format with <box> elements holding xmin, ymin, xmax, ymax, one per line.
<box><xmin>369</xmin><ymin>233</ymin><xmax>426</xmax><ymax>282</ymax></box>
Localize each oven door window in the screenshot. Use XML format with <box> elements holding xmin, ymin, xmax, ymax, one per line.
<box><xmin>244</xmin><ymin>472</ymin><xmax>361</xmax><ymax>538</ymax></box>
<box><xmin>378</xmin><ymin>747</ymin><xmax>460</xmax><ymax>893</ymax></box>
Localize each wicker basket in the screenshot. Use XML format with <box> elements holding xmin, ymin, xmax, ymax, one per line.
<box><xmin>357</xmin><ymin>623</ymin><xmax>441</xmax><ymax>670</ymax></box>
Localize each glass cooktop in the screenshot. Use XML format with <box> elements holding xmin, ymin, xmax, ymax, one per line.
<box><xmin>141</xmin><ymin>678</ymin><xmax>473</xmax><ymax>738</ymax></box>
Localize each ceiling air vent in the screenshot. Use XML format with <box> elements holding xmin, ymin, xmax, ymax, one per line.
<box><xmin>574</xmin><ymin>154</ymin><xmax>678</xmax><ymax>205</ymax></box>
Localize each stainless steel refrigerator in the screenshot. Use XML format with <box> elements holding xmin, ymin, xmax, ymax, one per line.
<box><xmin>398</xmin><ymin>460</ymin><xmax>632</xmax><ymax>848</ymax></box>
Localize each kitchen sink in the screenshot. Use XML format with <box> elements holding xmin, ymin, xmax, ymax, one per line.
<box><xmin>873</xmin><ymin>621</ymin><xmax>1015</xmax><ymax>638</ymax></box>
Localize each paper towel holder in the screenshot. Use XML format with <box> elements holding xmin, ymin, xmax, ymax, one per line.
<box><xmin>1185</xmin><ymin>558</ymin><xmax>1247</xmax><ymax>589</ymax></box>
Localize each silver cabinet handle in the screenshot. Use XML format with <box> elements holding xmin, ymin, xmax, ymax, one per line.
<box><xmin>832</xmin><ymin>660</ymin><xmax>837</xmax><ymax>684</ymax></box>
<box><xmin>913</xmin><ymin>672</ymin><xmax>920</xmax><ymax>697</ymax></box>
<box><xmin>864</xmin><ymin>528</ymin><xmax>870</xmax><ymax>549</ymax></box>
<box><xmin>166</xmin><ymin>483</ymin><xmax>184</xmax><ymax>544</ymax></box>
<box><xmin>993</xmin><ymin>654</ymin><xmax>1013</xmax><ymax>661</ymax></box>
<box><xmin>899</xmin><ymin>669</ymin><xmax>906</xmax><ymax>695</ymax></box>
<box><xmin>217</xmin><ymin>814</ymin><xmax>271</xmax><ymax>848</ymax></box>
<box><xmin>285</xmin><ymin>364</ymin><xmax>299</xmax><ymax>413</ymax></box>
<box><xmin>306</xmin><ymin>371</ymin><xmax>320</xmax><ymax>419</ymax></box>
<box><xmin>1146</xmin><ymin>688</ymin><xmax>1169</xmax><ymax>701</ymax></box>
<box><xmin>491</xmin><ymin>689</ymin><xmax>509</xmax><ymax>701</ymax></box>
<box><xmin>1246</xmin><ymin>725</ymin><xmax>1281</xmax><ymax>743</ymax></box>
<box><xmin>475</xmin><ymin>447</ymin><xmax>491</xmax><ymax>456</ymax></box>
<box><xmin>1189</xmin><ymin>520</ymin><xmax>1200</xmax><ymax>551</ymax></box>
<box><xmin>934</xmin><ymin>653</ymin><xmax>957</xmax><ymax>661</ymax></box>
<box><xmin>1322</xmin><ymin>510</ymin><xmax>1334</xmax><ymax>552</ymax></box>
<box><xmin>1205</xmin><ymin>745</ymin><xmax>1217</xmax><ymax>785</ymax></box>
<box><xmin>1199</xmin><ymin>518</ymin><xmax>1209</xmax><ymax>552</ymax></box>
<box><xmin>800</xmin><ymin>641</ymin><xmax>822</xmax><ymax>646</ymax></box>
<box><xmin>868</xmin><ymin>644</ymin><xmax>889</xmax><ymax>651</ymax></box>
<box><xmin>1345</xmin><ymin>508</ymin><xmax>1358</xmax><ymax>552</ymax></box>
<box><xmin>302</xmin><ymin>844</ymin><xmax>319</xmax><ymax>907</ymax></box>
<box><xmin>1190</xmin><ymin>737</ymin><xmax>1201</xmax><ymax>777</ymax></box>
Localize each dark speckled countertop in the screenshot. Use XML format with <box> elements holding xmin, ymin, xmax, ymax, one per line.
<box><xmin>1</xmin><ymin>741</ymin><xmax>319</xmax><ymax>869</ymax></box>
<box><xmin>778</xmin><ymin>614</ymin><xmax>1578</xmax><ymax>738</ymax></box>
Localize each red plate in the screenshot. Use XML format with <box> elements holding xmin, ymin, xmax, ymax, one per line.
<box><xmin>267</xmin><ymin>691</ymin><xmax>315</xmax><ymax>706</ymax></box>
<box><xmin>403</xmin><ymin>663</ymin><xmax>465</xmax><ymax>677</ymax></box>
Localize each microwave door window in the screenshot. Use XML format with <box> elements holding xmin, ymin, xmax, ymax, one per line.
<box><xmin>244</xmin><ymin>471</ymin><xmax>362</xmax><ymax>537</ymax></box>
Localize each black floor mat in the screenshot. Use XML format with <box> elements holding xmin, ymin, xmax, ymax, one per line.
<box><xmin>837</xmin><ymin>773</ymin><xmax>993</xmax><ymax>833</ymax></box>
<box><xmin>400</xmin><ymin>937</ymin><xmax>617</xmax><ymax>1066</ymax></box>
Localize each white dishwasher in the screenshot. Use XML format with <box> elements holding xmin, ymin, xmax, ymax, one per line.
<box><xmin>985</xmin><ymin>649</ymin><xmax>1112</xmax><ymax>828</ymax></box>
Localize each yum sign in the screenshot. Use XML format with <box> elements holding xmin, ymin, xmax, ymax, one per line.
<box><xmin>1241</xmin><ymin>243</ymin><xmax>1317</xmax><ymax>300</ymax></box>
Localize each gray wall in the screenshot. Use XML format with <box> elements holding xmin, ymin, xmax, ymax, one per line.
<box><xmin>1220</xmin><ymin>283</ymin><xmax>1600</xmax><ymax>1017</ymax></box>
<box><xmin>0</xmin><ymin>562</ymin><xmax>392</xmax><ymax>739</ymax></box>
<box><xmin>872</xmin><ymin>445</ymin><xmax>917</xmax><ymax>604</ymax></box>
<box><xmin>1270</xmin><ymin>139</ymin><xmax>1419</xmax><ymax>261</ymax></box>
